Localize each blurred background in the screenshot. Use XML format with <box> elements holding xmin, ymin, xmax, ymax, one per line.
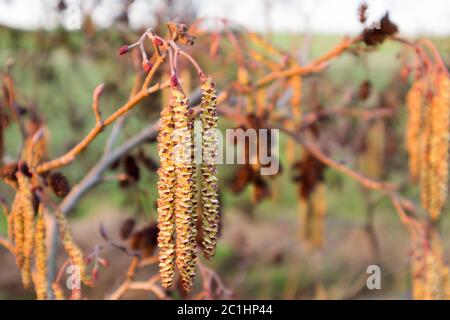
<box><xmin>0</xmin><ymin>0</ymin><xmax>449</xmax><ymax>299</ymax></box>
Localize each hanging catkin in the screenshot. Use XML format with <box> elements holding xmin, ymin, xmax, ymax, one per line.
<box><xmin>420</xmin><ymin>96</ymin><xmax>433</xmax><ymax>214</ymax></box>
<box><xmin>424</xmin><ymin>73</ymin><xmax>450</xmax><ymax>219</ymax></box>
<box><xmin>199</xmin><ymin>75</ymin><xmax>220</xmax><ymax>260</ymax></box>
<box><xmin>172</xmin><ymin>84</ymin><xmax>198</xmax><ymax>291</ymax></box>
<box><xmin>405</xmin><ymin>79</ymin><xmax>424</xmax><ymax>182</ymax></box>
<box><xmin>156</xmin><ymin>96</ymin><xmax>177</xmax><ymax>288</ymax></box>
<box><xmin>11</xmin><ymin>192</ymin><xmax>24</xmax><ymax>268</ymax></box>
<box><xmin>430</xmin><ymin>73</ymin><xmax>449</xmax><ymax>219</ymax></box>
<box><xmin>34</xmin><ymin>204</ymin><xmax>47</xmax><ymax>300</ymax></box>
<box><xmin>54</xmin><ymin>205</ymin><xmax>87</xmax><ymax>283</ymax></box>
<box><xmin>16</xmin><ymin>164</ymin><xmax>35</xmax><ymax>289</ymax></box>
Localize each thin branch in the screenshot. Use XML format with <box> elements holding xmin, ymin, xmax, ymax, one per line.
<box><xmin>0</xmin><ymin>237</ymin><xmax>15</xmax><ymax>255</ymax></box>
<box><xmin>36</xmin><ymin>79</ymin><xmax>170</xmax><ymax>174</ymax></box>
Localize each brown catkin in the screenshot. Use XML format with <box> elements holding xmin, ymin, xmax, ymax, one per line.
<box><xmin>172</xmin><ymin>84</ymin><xmax>197</xmax><ymax>291</ymax></box>
<box><xmin>406</xmin><ymin>79</ymin><xmax>424</xmax><ymax>181</ymax></box>
<box><xmin>299</xmin><ymin>183</ymin><xmax>327</xmax><ymax>249</ymax></box>
<box><xmin>157</xmin><ymin>97</ymin><xmax>177</xmax><ymax>288</ymax></box>
<box><xmin>200</xmin><ymin>75</ymin><xmax>220</xmax><ymax>260</ymax></box>
<box><xmin>34</xmin><ymin>204</ymin><xmax>47</xmax><ymax>300</ymax></box>
<box><xmin>16</xmin><ymin>169</ymin><xmax>35</xmax><ymax>288</ymax></box>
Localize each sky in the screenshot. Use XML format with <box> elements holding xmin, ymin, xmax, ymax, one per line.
<box><xmin>0</xmin><ymin>0</ymin><xmax>449</xmax><ymax>35</ymax></box>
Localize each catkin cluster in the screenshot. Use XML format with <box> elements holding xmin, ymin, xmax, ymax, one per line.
<box><xmin>417</xmin><ymin>73</ymin><xmax>450</xmax><ymax>219</ymax></box>
<box><xmin>6</xmin><ymin>157</ymin><xmax>86</xmax><ymax>299</ymax></box>
<box><xmin>157</xmin><ymin>75</ymin><xmax>219</xmax><ymax>291</ymax></box>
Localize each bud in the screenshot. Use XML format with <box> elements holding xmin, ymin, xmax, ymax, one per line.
<box><xmin>118</xmin><ymin>45</ymin><xmax>129</xmax><ymax>55</ymax></box>
<box><xmin>170</xmin><ymin>75</ymin><xmax>178</xmax><ymax>88</ymax></box>
<box><xmin>142</xmin><ymin>60</ymin><xmax>153</xmax><ymax>73</ymax></box>
<box><xmin>153</xmin><ymin>38</ymin><xmax>163</xmax><ymax>46</ymax></box>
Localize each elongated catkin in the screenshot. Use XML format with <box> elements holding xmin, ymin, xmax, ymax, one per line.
<box><xmin>157</xmin><ymin>97</ymin><xmax>177</xmax><ymax>288</ymax></box>
<box><xmin>54</xmin><ymin>206</ymin><xmax>87</xmax><ymax>283</ymax></box>
<box><xmin>16</xmin><ymin>166</ymin><xmax>35</xmax><ymax>288</ymax></box>
<box><xmin>34</xmin><ymin>204</ymin><xmax>47</xmax><ymax>300</ymax></box>
<box><xmin>172</xmin><ymin>84</ymin><xmax>197</xmax><ymax>291</ymax></box>
<box><xmin>200</xmin><ymin>75</ymin><xmax>220</xmax><ymax>259</ymax></box>
<box><xmin>424</xmin><ymin>73</ymin><xmax>450</xmax><ymax>219</ymax></box>
<box><xmin>406</xmin><ymin>79</ymin><xmax>424</xmax><ymax>181</ymax></box>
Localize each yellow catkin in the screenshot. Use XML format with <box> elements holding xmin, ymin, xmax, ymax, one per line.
<box><xmin>16</xmin><ymin>169</ymin><xmax>35</xmax><ymax>289</ymax></box>
<box><xmin>423</xmin><ymin>252</ymin><xmax>445</xmax><ymax>300</ymax></box>
<box><xmin>420</xmin><ymin>73</ymin><xmax>449</xmax><ymax>218</ymax></box>
<box><xmin>420</xmin><ymin>99</ymin><xmax>433</xmax><ymax>213</ymax></box>
<box><xmin>157</xmin><ymin>98</ymin><xmax>177</xmax><ymax>288</ymax></box>
<box><xmin>52</xmin><ymin>283</ymin><xmax>65</xmax><ymax>300</ymax></box>
<box><xmin>359</xmin><ymin>119</ymin><xmax>385</xmax><ymax>179</ymax></box>
<box><xmin>172</xmin><ymin>85</ymin><xmax>197</xmax><ymax>291</ymax></box>
<box><xmin>54</xmin><ymin>206</ymin><xmax>87</xmax><ymax>283</ymax></box>
<box><xmin>8</xmin><ymin>193</ymin><xmax>19</xmax><ymax>242</ymax></box>
<box><xmin>427</xmin><ymin>73</ymin><xmax>450</xmax><ymax>219</ymax></box>
<box><xmin>411</xmin><ymin>233</ymin><xmax>450</xmax><ymax>300</ymax></box>
<box><xmin>411</xmin><ymin>243</ymin><xmax>426</xmax><ymax>300</ymax></box>
<box><xmin>405</xmin><ymin>79</ymin><xmax>424</xmax><ymax>181</ymax></box>
<box><xmin>34</xmin><ymin>204</ymin><xmax>47</xmax><ymax>300</ymax></box>
<box><xmin>11</xmin><ymin>193</ymin><xmax>24</xmax><ymax>268</ymax></box>
<box><xmin>200</xmin><ymin>75</ymin><xmax>220</xmax><ymax>260</ymax></box>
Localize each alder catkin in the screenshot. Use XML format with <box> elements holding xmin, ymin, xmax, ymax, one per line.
<box><xmin>157</xmin><ymin>97</ymin><xmax>177</xmax><ymax>288</ymax></box>
<box><xmin>11</xmin><ymin>193</ymin><xmax>24</xmax><ymax>268</ymax></box>
<box><xmin>34</xmin><ymin>204</ymin><xmax>47</xmax><ymax>300</ymax></box>
<box><xmin>54</xmin><ymin>206</ymin><xmax>87</xmax><ymax>283</ymax></box>
<box><xmin>431</xmin><ymin>74</ymin><xmax>449</xmax><ymax>219</ymax></box>
<box><xmin>405</xmin><ymin>79</ymin><xmax>424</xmax><ymax>182</ymax></box>
<box><xmin>199</xmin><ymin>75</ymin><xmax>220</xmax><ymax>259</ymax></box>
<box><xmin>172</xmin><ymin>84</ymin><xmax>197</xmax><ymax>291</ymax></box>
<box><xmin>425</xmin><ymin>73</ymin><xmax>450</xmax><ymax>219</ymax></box>
<box><xmin>420</xmin><ymin>98</ymin><xmax>433</xmax><ymax>213</ymax></box>
<box><xmin>16</xmin><ymin>167</ymin><xmax>35</xmax><ymax>288</ymax></box>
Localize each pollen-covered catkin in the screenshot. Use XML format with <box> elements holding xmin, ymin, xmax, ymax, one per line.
<box><xmin>427</xmin><ymin>73</ymin><xmax>450</xmax><ymax>219</ymax></box>
<box><xmin>54</xmin><ymin>206</ymin><xmax>87</xmax><ymax>283</ymax></box>
<box><xmin>34</xmin><ymin>204</ymin><xmax>47</xmax><ymax>300</ymax></box>
<box><xmin>172</xmin><ymin>84</ymin><xmax>197</xmax><ymax>291</ymax></box>
<box><xmin>157</xmin><ymin>98</ymin><xmax>177</xmax><ymax>288</ymax></box>
<box><xmin>420</xmin><ymin>98</ymin><xmax>433</xmax><ymax>213</ymax></box>
<box><xmin>199</xmin><ymin>75</ymin><xmax>220</xmax><ymax>259</ymax></box>
<box><xmin>16</xmin><ymin>168</ymin><xmax>35</xmax><ymax>289</ymax></box>
<box><xmin>406</xmin><ymin>79</ymin><xmax>424</xmax><ymax>181</ymax></box>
